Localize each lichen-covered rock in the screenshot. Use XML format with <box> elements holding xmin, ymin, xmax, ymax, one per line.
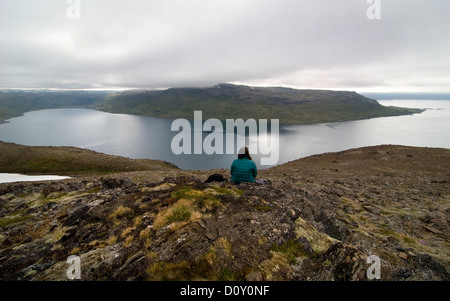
<box><xmin>1</xmin><ymin>145</ymin><xmax>449</xmax><ymax>281</ymax></box>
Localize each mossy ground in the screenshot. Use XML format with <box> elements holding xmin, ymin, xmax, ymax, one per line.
<box><xmin>1</xmin><ymin>145</ymin><xmax>448</xmax><ymax>281</ymax></box>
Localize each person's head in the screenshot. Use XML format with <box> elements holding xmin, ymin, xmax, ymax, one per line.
<box><xmin>238</xmin><ymin>146</ymin><xmax>252</xmax><ymax>160</ymax></box>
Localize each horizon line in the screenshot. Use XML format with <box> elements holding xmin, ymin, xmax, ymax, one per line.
<box><xmin>1</xmin><ymin>84</ymin><xmax>450</xmax><ymax>95</ymax></box>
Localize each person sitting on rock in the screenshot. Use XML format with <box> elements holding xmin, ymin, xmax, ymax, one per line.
<box><xmin>230</xmin><ymin>147</ymin><xmax>257</xmax><ymax>184</ymax></box>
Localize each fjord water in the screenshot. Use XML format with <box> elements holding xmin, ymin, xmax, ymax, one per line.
<box><xmin>0</xmin><ymin>100</ymin><xmax>449</xmax><ymax>170</ymax></box>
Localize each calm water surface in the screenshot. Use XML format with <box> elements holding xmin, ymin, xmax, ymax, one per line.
<box><xmin>0</xmin><ymin>100</ymin><xmax>449</xmax><ymax>170</ymax></box>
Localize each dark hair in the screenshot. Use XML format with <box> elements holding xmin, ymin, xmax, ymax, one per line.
<box><xmin>238</xmin><ymin>147</ymin><xmax>252</xmax><ymax>160</ymax></box>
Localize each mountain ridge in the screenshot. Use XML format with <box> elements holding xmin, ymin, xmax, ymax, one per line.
<box><xmin>95</xmin><ymin>83</ymin><xmax>422</xmax><ymax>124</ymax></box>
<box><xmin>0</xmin><ymin>84</ymin><xmax>423</xmax><ymax>125</ymax></box>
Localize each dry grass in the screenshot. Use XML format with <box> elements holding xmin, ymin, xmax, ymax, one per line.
<box><xmin>154</xmin><ymin>199</ymin><xmax>196</xmax><ymax>230</ymax></box>
<box><xmin>109</xmin><ymin>206</ymin><xmax>133</xmax><ymax>220</ymax></box>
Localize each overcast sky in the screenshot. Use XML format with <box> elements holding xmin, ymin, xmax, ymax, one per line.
<box><xmin>1</xmin><ymin>0</ymin><xmax>449</xmax><ymax>92</ymax></box>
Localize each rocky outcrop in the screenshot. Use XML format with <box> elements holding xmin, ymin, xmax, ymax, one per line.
<box><xmin>0</xmin><ymin>145</ymin><xmax>449</xmax><ymax>281</ymax></box>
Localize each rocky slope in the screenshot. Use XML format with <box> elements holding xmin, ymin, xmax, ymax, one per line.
<box><xmin>0</xmin><ymin>145</ymin><xmax>449</xmax><ymax>281</ymax></box>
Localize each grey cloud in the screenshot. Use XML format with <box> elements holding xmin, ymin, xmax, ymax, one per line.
<box><xmin>0</xmin><ymin>0</ymin><xmax>449</xmax><ymax>92</ymax></box>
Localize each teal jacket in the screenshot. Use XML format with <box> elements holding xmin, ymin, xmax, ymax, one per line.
<box><xmin>230</xmin><ymin>158</ymin><xmax>257</xmax><ymax>184</ymax></box>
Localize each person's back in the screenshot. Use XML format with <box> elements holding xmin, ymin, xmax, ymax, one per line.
<box><xmin>230</xmin><ymin>147</ymin><xmax>257</xmax><ymax>184</ymax></box>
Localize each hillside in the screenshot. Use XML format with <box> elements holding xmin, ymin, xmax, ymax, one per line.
<box><xmin>0</xmin><ymin>84</ymin><xmax>423</xmax><ymax>125</ymax></box>
<box><xmin>0</xmin><ymin>144</ymin><xmax>448</xmax><ymax>281</ymax></box>
<box><xmin>0</xmin><ymin>90</ymin><xmax>108</xmax><ymax>123</ymax></box>
<box><xmin>94</xmin><ymin>84</ymin><xmax>423</xmax><ymax>124</ymax></box>
<box><xmin>0</xmin><ymin>141</ymin><xmax>178</xmax><ymax>175</ymax></box>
